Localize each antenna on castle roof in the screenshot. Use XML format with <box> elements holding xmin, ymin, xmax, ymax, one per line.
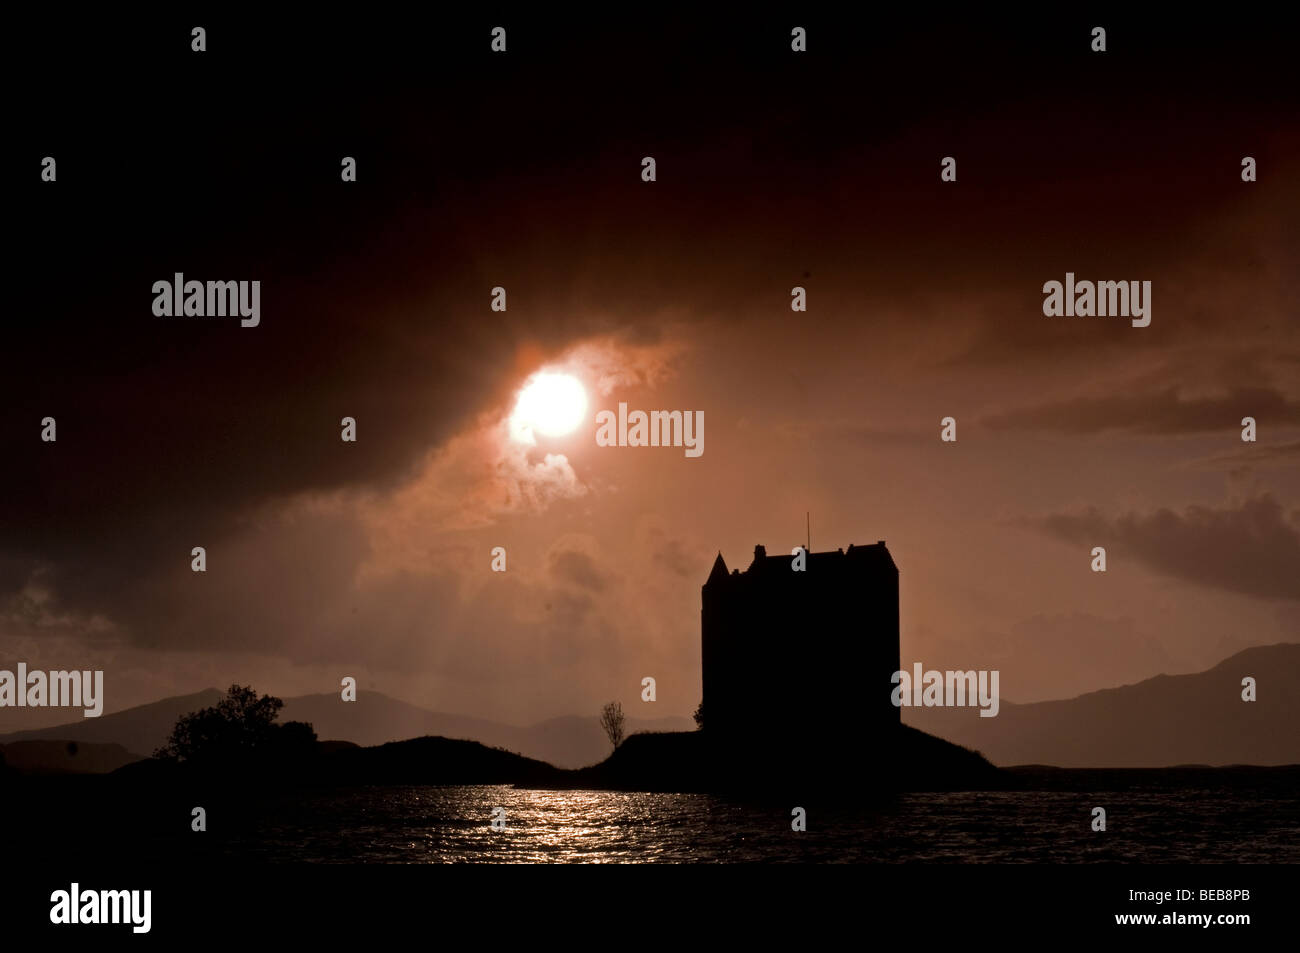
<box><xmin>806</xmin><ymin>512</ymin><xmax>811</xmax><ymax>554</ymax></box>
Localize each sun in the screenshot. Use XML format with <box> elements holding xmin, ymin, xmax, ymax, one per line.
<box><xmin>509</xmin><ymin>372</ymin><xmax>588</xmax><ymax>442</ymax></box>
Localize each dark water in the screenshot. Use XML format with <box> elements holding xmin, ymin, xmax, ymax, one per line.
<box><xmin>209</xmin><ymin>776</ymin><xmax>1300</xmax><ymax>863</ymax></box>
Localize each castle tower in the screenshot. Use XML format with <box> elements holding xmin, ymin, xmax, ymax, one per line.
<box><xmin>701</xmin><ymin>542</ymin><xmax>900</xmax><ymax>758</ymax></box>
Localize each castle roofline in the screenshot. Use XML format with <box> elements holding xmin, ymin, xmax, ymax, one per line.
<box><xmin>704</xmin><ymin>541</ymin><xmax>896</xmax><ymax>586</ymax></box>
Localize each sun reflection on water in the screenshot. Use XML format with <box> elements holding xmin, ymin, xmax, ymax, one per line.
<box><xmin>212</xmin><ymin>783</ymin><xmax>1298</xmax><ymax>863</ymax></box>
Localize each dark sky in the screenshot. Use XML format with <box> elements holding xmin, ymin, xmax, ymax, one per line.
<box><xmin>5</xmin><ymin>11</ymin><xmax>1298</xmax><ymax>727</ymax></box>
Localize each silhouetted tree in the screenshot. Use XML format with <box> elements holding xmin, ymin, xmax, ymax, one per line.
<box><xmin>155</xmin><ymin>684</ymin><xmax>316</xmax><ymax>763</ymax></box>
<box><xmin>692</xmin><ymin>700</ymin><xmax>704</xmax><ymax>730</ymax></box>
<box><xmin>600</xmin><ymin>701</ymin><xmax>625</xmax><ymax>750</ymax></box>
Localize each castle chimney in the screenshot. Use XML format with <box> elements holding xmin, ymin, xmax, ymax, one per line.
<box><xmin>753</xmin><ymin>544</ymin><xmax>766</xmax><ymax>560</ymax></box>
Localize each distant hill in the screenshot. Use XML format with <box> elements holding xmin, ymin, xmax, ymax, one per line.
<box><xmin>0</xmin><ymin>688</ymin><xmax>222</xmax><ymax>762</ymax></box>
<box><xmin>94</xmin><ymin>724</ymin><xmax>998</xmax><ymax>794</ymax></box>
<box><xmin>8</xmin><ymin>643</ymin><xmax>1292</xmax><ymax>772</ymax></box>
<box><xmin>0</xmin><ymin>739</ymin><xmax>146</xmax><ymax>775</ymax></box>
<box><xmin>275</xmin><ymin>694</ymin><xmax>691</xmax><ymax>768</ymax></box>
<box><xmin>320</xmin><ymin>735</ymin><xmax>564</xmax><ymax>787</ymax></box>
<box><xmin>309</xmin><ymin>724</ymin><xmax>1001</xmax><ymax>793</ymax></box>
<box><xmin>903</xmin><ymin>643</ymin><xmax>1300</xmax><ymax>767</ymax></box>
<box><xmin>0</xmin><ymin>688</ymin><xmax>693</xmax><ymax>770</ymax></box>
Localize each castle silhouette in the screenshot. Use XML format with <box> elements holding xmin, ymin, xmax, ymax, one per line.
<box><xmin>702</xmin><ymin>542</ymin><xmax>900</xmax><ymax>765</ymax></box>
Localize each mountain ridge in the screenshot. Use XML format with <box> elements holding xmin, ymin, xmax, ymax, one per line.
<box><xmin>0</xmin><ymin>687</ymin><xmax>692</xmax><ymax>769</ymax></box>
<box><xmin>4</xmin><ymin>643</ymin><xmax>1294</xmax><ymax>771</ymax></box>
<box><xmin>902</xmin><ymin>642</ymin><xmax>1300</xmax><ymax>766</ymax></box>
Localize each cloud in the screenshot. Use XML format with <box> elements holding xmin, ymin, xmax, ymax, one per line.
<box><xmin>549</xmin><ymin>548</ymin><xmax>612</xmax><ymax>593</ymax></box>
<box><xmin>1194</xmin><ymin>441</ymin><xmax>1300</xmax><ymax>471</ymax></box>
<box><xmin>651</xmin><ymin>537</ymin><xmax>696</xmax><ymax>579</ymax></box>
<box><xmin>983</xmin><ymin>387</ymin><xmax>1300</xmax><ymax>435</ymax></box>
<box><xmin>4</xmin><ymin>41</ymin><xmax>1296</xmax><ymax>726</ymax></box>
<box><xmin>1035</xmin><ymin>495</ymin><xmax>1300</xmax><ymax>601</ymax></box>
